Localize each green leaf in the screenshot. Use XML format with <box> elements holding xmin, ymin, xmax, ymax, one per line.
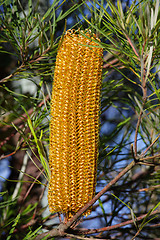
<box><xmin>98</xmin><ymin>199</ymin><xmax>108</xmax><ymax>224</ymax></box>
<box><xmin>139</xmin><ymin>201</ymin><xmax>160</xmax><ymax>230</ymax></box>
<box><xmin>27</xmin><ymin>115</ymin><xmax>51</xmax><ymax>181</ymax></box>
<box><xmin>41</xmin><ymin>0</ymin><xmax>57</xmax><ymax>22</ymax></box>
<box><xmin>111</xmin><ymin>193</ymin><xmax>138</xmax><ymax>229</ymax></box>
<box><xmin>6</xmin><ymin>213</ymin><xmax>21</xmax><ymax>240</ymax></box>
<box><xmin>23</xmin><ymin>226</ymin><xmax>43</xmax><ymax>240</ymax></box>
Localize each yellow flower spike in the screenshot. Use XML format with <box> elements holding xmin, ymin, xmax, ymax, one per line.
<box><xmin>48</xmin><ymin>29</ymin><xmax>103</xmax><ymax>219</ymax></box>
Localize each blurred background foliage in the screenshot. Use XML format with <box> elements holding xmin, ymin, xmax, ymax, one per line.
<box><xmin>0</xmin><ymin>0</ymin><xmax>160</xmax><ymax>239</ymax></box>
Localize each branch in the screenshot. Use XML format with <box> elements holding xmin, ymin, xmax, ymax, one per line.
<box><xmin>134</xmin><ymin>109</ymin><xmax>143</xmax><ymax>157</ymax></box>
<box><xmin>0</xmin><ymin>47</ymin><xmax>51</xmax><ymax>84</ymax></box>
<box><xmin>35</xmin><ymin>160</ymin><xmax>135</xmax><ymax>240</ymax></box>
<box><xmin>0</xmin><ymin>64</ymin><xmax>25</xmax><ymax>83</ymax></box>
<box><xmin>80</xmin><ymin>209</ymin><xmax>159</xmax><ymax>235</ymax></box>
<box><xmin>66</xmin><ymin>233</ymin><xmax>108</xmax><ymax>240</ymax></box>
<box><xmin>1</xmin><ymin>94</ymin><xmax>50</xmax><ymax>133</ymax></box>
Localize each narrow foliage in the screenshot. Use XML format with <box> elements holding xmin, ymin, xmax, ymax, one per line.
<box><xmin>48</xmin><ymin>29</ymin><xmax>103</xmax><ymax>219</ymax></box>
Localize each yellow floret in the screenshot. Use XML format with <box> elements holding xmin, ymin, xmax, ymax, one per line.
<box><xmin>48</xmin><ymin>29</ymin><xmax>103</xmax><ymax>219</ymax></box>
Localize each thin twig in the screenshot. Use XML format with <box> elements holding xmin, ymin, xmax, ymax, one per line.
<box><xmin>20</xmin><ymin>169</ymin><xmax>44</xmax><ymax>205</ymax></box>
<box><xmin>80</xmin><ymin>209</ymin><xmax>159</xmax><ymax>235</ymax></box>
<box><xmin>0</xmin><ymin>47</ymin><xmax>51</xmax><ymax>84</ymax></box>
<box><xmin>140</xmin><ymin>153</ymin><xmax>160</xmax><ymax>161</ymax></box>
<box><xmin>125</xmin><ymin>34</ymin><xmax>140</xmax><ymax>59</ymax></box>
<box><xmin>134</xmin><ymin>48</ymin><xmax>147</xmax><ymax>157</ymax></box>
<box><xmin>134</xmin><ymin>109</ymin><xmax>143</xmax><ymax>157</ymax></box>
<box><xmin>138</xmin><ymin>185</ymin><xmax>160</xmax><ymax>192</ymax></box>
<box><xmin>12</xmin><ymin>152</ymin><xmax>29</xmax><ymax>201</ymax></box>
<box><xmin>140</xmin><ymin>133</ymin><xmax>160</xmax><ymax>158</ymax></box>
<box><xmin>66</xmin><ymin>233</ymin><xmax>108</xmax><ymax>240</ymax></box>
<box><xmin>0</xmin><ymin>64</ymin><xmax>25</xmax><ymax>83</ymax></box>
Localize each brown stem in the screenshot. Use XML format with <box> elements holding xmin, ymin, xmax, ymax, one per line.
<box><xmin>140</xmin><ymin>153</ymin><xmax>160</xmax><ymax>161</ymax></box>
<box><xmin>34</xmin><ymin>208</ymin><xmax>159</xmax><ymax>240</ymax></box>
<box><xmin>80</xmin><ymin>209</ymin><xmax>159</xmax><ymax>235</ymax></box>
<box><xmin>66</xmin><ymin>233</ymin><xmax>108</xmax><ymax>240</ymax></box>
<box><xmin>140</xmin><ymin>133</ymin><xmax>160</xmax><ymax>158</ymax></box>
<box><xmin>134</xmin><ymin>47</ymin><xmax>148</xmax><ymax>156</ymax></box>
<box><xmin>125</xmin><ymin>34</ymin><xmax>140</xmax><ymax>59</ymax></box>
<box><xmin>103</xmin><ymin>58</ymin><xmax>119</xmax><ymax>68</ymax></box>
<box><xmin>0</xmin><ymin>64</ymin><xmax>25</xmax><ymax>83</ymax></box>
<box><xmin>134</xmin><ymin>75</ymin><xmax>147</xmax><ymax>157</ymax></box>
<box><xmin>134</xmin><ymin>109</ymin><xmax>143</xmax><ymax>157</ymax></box>
<box><xmin>138</xmin><ymin>185</ymin><xmax>160</xmax><ymax>192</ymax></box>
<box><xmin>20</xmin><ymin>169</ymin><xmax>44</xmax><ymax>206</ymax></box>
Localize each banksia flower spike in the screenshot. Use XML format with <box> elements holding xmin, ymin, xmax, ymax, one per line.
<box><xmin>48</xmin><ymin>29</ymin><xmax>103</xmax><ymax>219</ymax></box>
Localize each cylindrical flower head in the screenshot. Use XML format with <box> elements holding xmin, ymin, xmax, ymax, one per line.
<box><xmin>48</xmin><ymin>29</ymin><xmax>103</xmax><ymax>219</ymax></box>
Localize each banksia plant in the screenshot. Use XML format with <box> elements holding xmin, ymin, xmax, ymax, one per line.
<box><xmin>48</xmin><ymin>29</ymin><xmax>103</xmax><ymax>219</ymax></box>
